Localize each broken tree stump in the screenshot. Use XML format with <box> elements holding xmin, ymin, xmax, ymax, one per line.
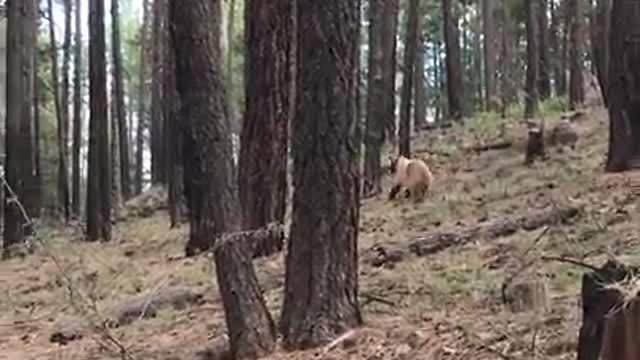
<box><xmin>408</xmin><ymin>205</ymin><xmax>579</xmax><ymax>257</ymax></box>
<box><xmin>525</xmin><ymin>125</ymin><xmax>546</xmax><ymax>165</ymax></box>
<box><xmin>576</xmin><ymin>260</ymin><xmax>637</xmax><ymax>360</ymax></box>
<box><xmin>503</xmin><ymin>278</ymin><xmax>550</xmax><ymax>314</ymax></box>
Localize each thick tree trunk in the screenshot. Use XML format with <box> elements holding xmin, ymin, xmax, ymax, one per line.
<box><xmin>398</xmin><ymin>0</ymin><xmax>420</xmax><ymax>157</ymax></box>
<box><xmin>72</xmin><ymin>0</ymin><xmax>83</xmax><ymax>217</ymax></box>
<box><xmin>150</xmin><ymin>0</ymin><xmax>165</xmax><ymax>185</ymax></box>
<box><xmin>111</xmin><ymin>0</ymin><xmax>131</xmax><ymax>200</ymax></box>
<box><xmin>525</xmin><ymin>0</ymin><xmax>540</xmax><ymax>119</ymax></box>
<box><xmin>593</xmin><ymin>0</ymin><xmax>611</xmax><ymax>107</ymax></box>
<box><xmin>483</xmin><ymin>0</ymin><xmax>497</xmax><ymax>110</ymax></box>
<box><xmin>605</xmin><ymin>0</ymin><xmax>640</xmax><ymax>172</ymax></box>
<box><xmin>280</xmin><ymin>0</ymin><xmax>362</xmax><ymax>348</ymax></box>
<box><xmin>538</xmin><ymin>0</ymin><xmax>552</xmax><ymax>100</ymax></box>
<box><xmin>86</xmin><ymin>0</ymin><xmax>111</xmax><ymax>242</ymax></box>
<box><xmin>237</xmin><ymin>0</ymin><xmax>293</xmax><ymax>247</ymax></box>
<box><xmin>443</xmin><ymin>0</ymin><xmax>463</xmax><ymax>121</ymax></box>
<box><xmin>170</xmin><ymin>0</ymin><xmax>276</xmax><ymax>357</ymax></box>
<box><xmin>568</xmin><ymin>0</ymin><xmax>585</xmax><ymax>109</ymax></box>
<box><xmin>135</xmin><ymin>0</ymin><xmax>151</xmax><ymax>195</ymax></box>
<box><xmin>413</xmin><ymin>32</ymin><xmax>427</xmax><ymax>130</ymax></box>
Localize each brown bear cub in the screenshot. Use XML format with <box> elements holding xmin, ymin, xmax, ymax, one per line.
<box><xmin>388</xmin><ymin>155</ymin><xmax>434</xmax><ymax>203</ymax></box>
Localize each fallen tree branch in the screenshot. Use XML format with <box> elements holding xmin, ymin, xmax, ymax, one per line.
<box><xmin>464</xmin><ymin>140</ymin><xmax>513</xmax><ymax>153</ymax></box>
<box><xmin>408</xmin><ymin>205</ymin><xmax>580</xmax><ymax>257</ymax></box>
<box><xmin>212</xmin><ymin>222</ymin><xmax>285</xmax><ymax>259</ymax></box>
<box><xmin>541</xmin><ymin>255</ymin><xmax>600</xmax><ymax>272</ymax></box>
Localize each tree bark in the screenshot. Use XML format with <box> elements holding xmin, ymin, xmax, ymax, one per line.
<box><xmin>538</xmin><ymin>0</ymin><xmax>552</xmax><ymax>100</ymax></box>
<box><xmin>384</xmin><ymin>0</ymin><xmax>399</xmax><ymax>143</ymax></box>
<box><xmin>398</xmin><ymin>0</ymin><xmax>420</xmax><ymax>157</ymax></box>
<box><xmin>150</xmin><ymin>0</ymin><xmax>165</xmax><ymax>185</ymax></box>
<box><xmin>549</xmin><ymin>0</ymin><xmax>562</xmax><ymax>97</ymax></box>
<box><xmin>111</xmin><ymin>0</ymin><xmax>131</xmax><ymax>200</ymax></box>
<box><xmin>558</xmin><ymin>0</ymin><xmax>569</xmax><ymax>96</ymax></box>
<box><xmin>413</xmin><ymin>31</ymin><xmax>427</xmax><ymax>130</ymax></box>
<box><xmin>500</xmin><ymin>0</ymin><xmax>517</xmax><ymax>112</ymax></box>
<box><xmin>237</xmin><ymin>0</ymin><xmax>294</xmax><ymax>246</ymax></box>
<box><xmin>482</xmin><ymin>0</ymin><xmax>497</xmax><ymax>110</ymax></box>
<box><xmin>525</xmin><ymin>0</ymin><xmax>540</xmax><ymax>119</ymax></box>
<box><xmin>443</xmin><ymin>0</ymin><xmax>464</xmax><ymax>121</ymax></box>
<box><xmin>169</xmin><ymin>0</ymin><xmax>276</xmax><ymax>356</ymax></box>
<box><xmin>280</xmin><ymin>0</ymin><xmax>362</xmax><ymax>348</ymax></box>
<box><xmin>135</xmin><ymin>0</ymin><xmax>151</xmax><ymax>195</ymax></box>
<box><xmin>86</xmin><ymin>0</ymin><xmax>111</xmax><ymax>242</ymax></box>
<box><xmin>110</xmin><ymin>84</ymin><xmax>123</xmax><ymax>220</ymax></box>
<box><xmin>72</xmin><ymin>0</ymin><xmax>83</xmax><ymax>217</ymax></box>
<box><xmin>592</xmin><ymin>0</ymin><xmax>611</xmax><ymax>107</ymax></box>
<box><xmin>568</xmin><ymin>0</ymin><xmax>585</xmax><ymax>109</ymax></box>
<box><xmin>605</xmin><ymin>0</ymin><xmax>640</xmax><ymax>172</ymax></box>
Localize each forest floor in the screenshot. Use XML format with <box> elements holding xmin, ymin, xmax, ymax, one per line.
<box><xmin>3</xmin><ymin>100</ymin><xmax>640</xmax><ymax>360</ymax></box>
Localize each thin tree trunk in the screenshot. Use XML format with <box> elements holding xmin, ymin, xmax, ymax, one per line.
<box><xmin>398</xmin><ymin>0</ymin><xmax>420</xmax><ymax>157</ymax></box>
<box><xmin>150</xmin><ymin>0</ymin><xmax>165</xmax><ymax>184</ymax></box>
<box><xmin>443</xmin><ymin>0</ymin><xmax>463</xmax><ymax>121</ymax></box>
<box><xmin>72</xmin><ymin>0</ymin><xmax>83</xmax><ymax>217</ymax></box>
<box><xmin>525</xmin><ymin>0</ymin><xmax>540</xmax><ymax>119</ymax></box>
<box><xmin>414</xmin><ymin>31</ymin><xmax>427</xmax><ymax>130</ymax></box>
<box><xmin>384</xmin><ymin>0</ymin><xmax>399</xmax><ymax>142</ymax></box>
<box><xmin>33</xmin><ymin>50</ymin><xmax>41</xmax><ymax>220</ymax></box>
<box><xmin>593</xmin><ymin>0</ymin><xmax>611</xmax><ymax>106</ymax></box>
<box><xmin>111</xmin><ymin>0</ymin><xmax>131</xmax><ymax>200</ymax></box>
<box><xmin>559</xmin><ymin>0</ymin><xmax>569</xmax><ymax>96</ymax></box>
<box><xmin>280</xmin><ymin>0</ymin><xmax>362</xmax><ymax>348</ymax></box>
<box><xmin>110</xmin><ymin>84</ymin><xmax>123</xmax><ymax>220</ymax></box>
<box><xmin>483</xmin><ymin>0</ymin><xmax>497</xmax><ymax>110</ymax></box>
<box><xmin>539</xmin><ymin>0</ymin><xmax>552</xmax><ymax>100</ymax></box>
<box><xmin>568</xmin><ymin>0</ymin><xmax>585</xmax><ymax>109</ymax></box>
<box><xmin>86</xmin><ymin>0</ymin><xmax>111</xmax><ymax>242</ymax></box>
<box><xmin>135</xmin><ymin>0</ymin><xmax>151</xmax><ymax>195</ymax></box>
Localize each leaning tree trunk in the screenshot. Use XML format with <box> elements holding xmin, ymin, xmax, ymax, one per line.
<box><xmin>605</xmin><ymin>0</ymin><xmax>640</xmax><ymax>172</ymax></box>
<box><xmin>237</xmin><ymin>0</ymin><xmax>294</xmax><ymax>256</ymax></box>
<box><xmin>538</xmin><ymin>0</ymin><xmax>551</xmax><ymax>100</ymax></box>
<box><xmin>86</xmin><ymin>0</ymin><xmax>111</xmax><ymax>242</ymax></box>
<box><xmin>279</xmin><ymin>0</ymin><xmax>362</xmax><ymax>349</ymax></box>
<box><xmin>568</xmin><ymin>0</ymin><xmax>585</xmax><ymax>109</ymax></box>
<box><xmin>398</xmin><ymin>0</ymin><xmax>420</xmax><ymax>157</ymax></box>
<box><xmin>135</xmin><ymin>0</ymin><xmax>151</xmax><ymax>195</ymax></box>
<box><xmin>170</xmin><ymin>0</ymin><xmax>277</xmax><ymax>357</ymax></box>
<box><xmin>72</xmin><ymin>0</ymin><xmax>83</xmax><ymax>217</ymax></box>
<box><xmin>443</xmin><ymin>0</ymin><xmax>464</xmax><ymax>121</ymax></box>
<box><xmin>593</xmin><ymin>0</ymin><xmax>611</xmax><ymax>107</ymax></box>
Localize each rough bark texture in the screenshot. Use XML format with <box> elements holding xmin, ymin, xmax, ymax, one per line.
<box><xmin>110</xmin><ymin>80</ymin><xmax>123</xmax><ymax>220</ymax></box>
<box><xmin>383</xmin><ymin>0</ymin><xmax>399</xmax><ymax>142</ymax></box>
<box><xmin>72</xmin><ymin>0</ymin><xmax>83</xmax><ymax>217</ymax></box>
<box><xmin>413</xmin><ymin>31</ymin><xmax>427</xmax><ymax>130</ymax></box>
<box><xmin>593</xmin><ymin>0</ymin><xmax>611</xmax><ymax>107</ymax></box>
<box><xmin>4</xmin><ymin>0</ymin><xmax>37</xmax><ymax>255</ymax></box>
<box><xmin>568</xmin><ymin>0</ymin><xmax>585</xmax><ymax>109</ymax></box>
<box><xmin>398</xmin><ymin>0</ymin><xmax>420</xmax><ymax>157</ymax></box>
<box><xmin>237</xmin><ymin>0</ymin><xmax>293</xmax><ymax>242</ymax></box>
<box><xmin>500</xmin><ymin>0</ymin><xmax>517</xmax><ymax>113</ymax></box>
<box><xmin>135</xmin><ymin>0</ymin><xmax>151</xmax><ymax>195</ymax></box>
<box><xmin>482</xmin><ymin>0</ymin><xmax>497</xmax><ymax>110</ymax></box>
<box><xmin>111</xmin><ymin>0</ymin><xmax>131</xmax><ymax>200</ymax></box>
<box><xmin>86</xmin><ymin>0</ymin><xmax>111</xmax><ymax>242</ymax></box>
<box><xmin>601</xmin><ymin>288</ymin><xmax>640</xmax><ymax>360</ymax></box>
<box><xmin>605</xmin><ymin>0</ymin><xmax>640</xmax><ymax>172</ymax></box>
<box><xmin>61</xmin><ymin>0</ymin><xmax>72</xmax><ymax>218</ymax></box>
<box><xmin>169</xmin><ymin>1</ymin><xmax>276</xmax><ymax>357</ymax></box>
<box><xmin>525</xmin><ymin>0</ymin><xmax>540</xmax><ymax>119</ymax></box>
<box><xmin>538</xmin><ymin>0</ymin><xmax>552</xmax><ymax>100</ymax></box>
<box><xmin>558</xmin><ymin>0</ymin><xmax>569</xmax><ymax>96</ymax></box>
<box><xmin>150</xmin><ymin>0</ymin><xmax>165</xmax><ymax>185</ymax></box>
<box><xmin>443</xmin><ymin>0</ymin><xmax>463</xmax><ymax>121</ymax></box>
<box><xmin>279</xmin><ymin>0</ymin><xmax>362</xmax><ymax>349</ymax></box>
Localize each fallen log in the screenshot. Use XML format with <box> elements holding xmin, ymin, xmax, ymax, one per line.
<box><xmin>465</xmin><ymin>140</ymin><xmax>513</xmax><ymax>153</ymax></box>
<box><xmin>408</xmin><ymin>205</ymin><xmax>579</xmax><ymax>257</ymax></box>
<box><xmin>576</xmin><ymin>260</ymin><xmax>638</xmax><ymax>360</ymax></box>
<box><xmin>50</xmin><ymin>285</ymin><xmax>203</xmax><ymax>345</ymax></box>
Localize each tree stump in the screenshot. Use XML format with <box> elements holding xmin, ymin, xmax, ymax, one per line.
<box><xmin>503</xmin><ymin>278</ymin><xmax>550</xmax><ymax>314</ymax></box>
<box><xmin>602</xmin><ymin>295</ymin><xmax>640</xmax><ymax>360</ymax></box>
<box><xmin>525</xmin><ymin>125</ymin><xmax>545</xmax><ymax>164</ymax></box>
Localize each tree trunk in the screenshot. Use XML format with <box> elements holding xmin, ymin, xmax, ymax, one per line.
<box><xmin>363</xmin><ymin>0</ymin><xmax>398</xmax><ymax>197</ymax></box>
<box><xmin>525</xmin><ymin>0</ymin><xmax>540</xmax><ymax>119</ymax></box>
<box><xmin>135</xmin><ymin>0</ymin><xmax>151</xmax><ymax>195</ymax></box>
<box><xmin>549</xmin><ymin>0</ymin><xmax>562</xmax><ymax>97</ymax></box>
<box><xmin>72</xmin><ymin>0</ymin><xmax>83</xmax><ymax>217</ymax></box>
<box><xmin>225</xmin><ymin>0</ymin><xmax>237</xmax><ymax>124</ymax></box>
<box><xmin>111</xmin><ymin>0</ymin><xmax>131</xmax><ymax>200</ymax></box>
<box><xmin>237</xmin><ymin>0</ymin><xmax>294</xmax><ymax>248</ymax></box>
<box><xmin>47</xmin><ymin>0</ymin><xmax>71</xmax><ymax>221</ymax></box>
<box><xmin>150</xmin><ymin>0</ymin><xmax>165</xmax><ymax>185</ymax></box>
<box><xmin>280</xmin><ymin>0</ymin><xmax>362</xmax><ymax>348</ymax></box>
<box><xmin>500</xmin><ymin>0</ymin><xmax>517</xmax><ymax>112</ymax></box>
<box><xmin>568</xmin><ymin>0</ymin><xmax>585</xmax><ymax>109</ymax></box>
<box><xmin>558</xmin><ymin>0</ymin><xmax>569</xmax><ymax>96</ymax></box>
<box><xmin>538</xmin><ymin>0</ymin><xmax>552</xmax><ymax>100</ymax></box>
<box><xmin>33</xmin><ymin>51</ymin><xmax>41</xmax><ymax>220</ymax></box>
<box><xmin>593</xmin><ymin>0</ymin><xmax>611</xmax><ymax>107</ymax></box>
<box><xmin>86</xmin><ymin>0</ymin><xmax>111</xmax><ymax>242</ymax></box>
<box><xmin>413</xmin><ymin>31</ymin><xmax>427</xmax><ymax>130</ymax></box>
<box><xmin>483</xmin><ymin>0</ymin><xmax>497</xmax><ymax>110</ymax></box>
<box><xmin>169</xmin><ymin>0</ymin><xmax>276</xmax><ymax>356</ymax></box>
<box><xmin>4</xmin><ymin>0</ymin><xmax>37</xmax><ymax>255</ymax></box>
<box><xmin>398</xmin><ymin>0</ymin><xmax>420</xmax><ymax>157</ymax></box>
<box><xmin>443</xmin><ymin>0</ymin><xmax>464</xmax><ymax>121</ymax></box>
<box><xmin>605</xmin><ymin>0</ymin><xmax>640</xmax><ymax>172</ymax></box>
<box><xmin>110</xmin><ymin>85</ymin><xmax>123</xmax><ymax>220</ymax></box>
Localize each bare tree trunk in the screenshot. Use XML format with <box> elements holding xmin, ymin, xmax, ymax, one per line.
<box><xmin>135</xmin><ymin>0</ymin><xmax>151</xmax><ymax>195</ymax></box>
<box><xmin>72</xmin><ymin>0</ymin><xmax>83</xmax><ymax>217</ymax></box>
<box><xmin>605</xmin><ymin>0</ymin><xmax>640</xmax><ymax>172</ymax></box>
<box><xmin>110</xmin><ymin>85</ymin><xmax>123</xmax><ymax>220</ymax></box>
<box><xmin>384</xmin><ymin>0</ymin><xmax>399</xmax><ymax>143</ymax></box>
<box><xmin>500</xmin><ymin>0</ymin><xmax>517</xmax><ymax>113</ymax></box>
<box><xmin>538</xmin><ymin>0</ymin><xmax>552</xmax><ymax>100</ymax></box>
<box><xmin>86</xmin><ymin>0</ymin><xmax>111</xmax><ymax>242</ymax></box>
<box><xmin>413</xmin><ymin>31</ymin><xmax>427</xmax><ymax>130</ymax></box>
<box><xmin>443</xmin><ymin>0</ymin><xmax>463</xmax><ymax>121</ymax></box>
<box><xmin>568</xmin><ymin>0</ymin><xmax>585</xmax><ymax>109</ymax></box>
<box><xmin>237</xmin><ymin>0</ymin><xmax>294</xmax><ymax>252</ymax></box>
<box><xmin>150</xmin><ymin>0</ymin><xmax>165</xmax><ymax>185</ymax></box>
<box><xmin>483</xmin><ymin>0</ymin><xmax>497</xmax><ymax>110</ymax></box>
<box><xmin>111</xmin><ymin>0</ymin><xmax>131</xmax><ymax>200</ymax></box>
<box><xmin>280</xmin><ymin>0</ymin><xmax>362</xmax><ymax>348</ymax></box>
<box><xmin>33</xmin><ymin>51</ymin><xmax>41</xmax><ymax>219</ymax></box>
<box><xmin>525</xmin><ymin>0</ymin><xmax>540</xmax><ymax>119</ymax></box>
<box><xmin>593</xmin><ymin>0</ymin><xmax>610</xmax><ymax>107</ymax></box>
<box><xmin>398</xmin><ymin>0</ymin><xmax>420</xmax><ymax>157</ymax></box>
<box><xmin>170</xmin><ymin>0</ymin><xmax>276</xmax><ymax>356</ymax></box>
<box><xmin>559</xmin><ymin>0</ymin><xmax>569</xmax><ymax>97</ymax></box>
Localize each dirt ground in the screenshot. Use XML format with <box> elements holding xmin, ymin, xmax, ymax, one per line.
<box><xmin>3</xmin><ymin>103</ymin><xmax>640</xmax><ymax>360</ymax></box>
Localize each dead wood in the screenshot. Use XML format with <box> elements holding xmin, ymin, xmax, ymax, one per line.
<box><xmin>525</xmin><ymin>127</ymin><xmax>546</xmax><ymax>165</ymax></box>
<box><xmin>50</xmin><ymin>286</ymin><xmax>203</xmax><ymax>344</ymax></box>
<box><xmin>576</xmin><ymin>260</ymin><xmax>637</xmax><ymax>360</ymax></box>
<box><xmin>408</xmin><ymin>205</ymin><xmax>579</xmax><ymax>257</ymax></box>
<box><xmin>465</xmin><ymin>140</ymin><xmax>513</xmax><ymax>153</ymax></box>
